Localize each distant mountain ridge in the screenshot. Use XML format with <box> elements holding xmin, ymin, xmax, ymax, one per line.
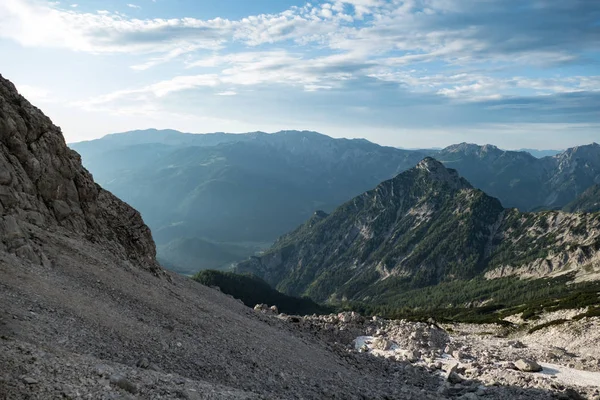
<box><xmin>235</xmin><ymin>158</ymin><xmax>600</xmax><ymax>304</ymax></box>
<box><xmin>518</xmin><ymin>148</ymin><xmax>562</xmax><ymax>158</ymax></box>
<box><xmin>435</xmin><ymin>142</ymin><xmax>600</xmax><ymax>211</ymax></box>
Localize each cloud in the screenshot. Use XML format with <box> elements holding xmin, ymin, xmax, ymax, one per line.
<box><xmin>3</xmin><ymin>0</ymin><xmax>599</xmax><ymax>147</ymax></box>
<box><xmin>127</xmin><ymin>4</ymin><xmax>141</xmax><ymax>10</ymax></box>
<box><xmin>1</xmin><ymin>0</ymin><xmax>598</xmax><ymax>71</ymax></box>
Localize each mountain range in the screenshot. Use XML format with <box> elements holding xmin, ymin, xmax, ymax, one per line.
<box><xmin>434</xmin><ymin>143</ymin><xmax>600</xmax><ymax>212</ymax></box>
<box><xmin>236</xmin><ymin>158</ymin><xmax>600</xmax><ymax>307</ymax></box>
<box><xmin>71</xmin><ymin>130</ymin><xmax>600</xmax><ymax>274</ymax></box>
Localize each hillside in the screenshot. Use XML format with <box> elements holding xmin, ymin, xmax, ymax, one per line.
<box><xmin>563</xmin><ymin>184</ymin><xmax>600</xmax><ymax>213</ymax></box>
<box><xmin>236</xmin><ymin>158</ymin><xmax>600</xmax><ymax>305</ymax></box>
<box><xmin>193</xmin><ymin>270</ymin><xmax>331</xmax><ymax>315</ymax></box>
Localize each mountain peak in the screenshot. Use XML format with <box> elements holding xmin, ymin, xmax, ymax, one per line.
<box><xmin>417</xmin><ymin>156</ymin><xmax>444</xmax><ymax>169</ymax></box>
<box><xmin>444</xmin><ymin>142</ymin><xmax>501</xmax><ymax>156</ymax></box>
<box><xmin>415</xmin><ymin>157</ymin><xmax>471</xmax><ymax>189</ymax></box>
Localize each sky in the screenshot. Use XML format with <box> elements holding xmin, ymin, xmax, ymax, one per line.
<box><xmin>0</xmin><ymin>0</ymin><xmax>599</xmax><ymax>149</ymax></box>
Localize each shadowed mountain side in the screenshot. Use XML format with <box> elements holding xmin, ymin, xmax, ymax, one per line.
<box><xmin>563</xmin><ymin>184</ymin><xmax>600</xmax><ymax>213</ymax></box>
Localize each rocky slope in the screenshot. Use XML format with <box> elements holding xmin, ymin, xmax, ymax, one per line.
<box><xmin>236</xmin><ymin>158</ymin><xmax>600</xmax><ymax>303</ymax></box>
<box><xmin>0</xmin><ymin>74</ymin><xmax>479</xmax><ymax>399</ymax></box>
<box><xmin>563</xmin><ymin>185</ymin><xmax>600</xmax><ymax>213</ymax></box>
<box><xmin>258</xmin><ymin>308</ymin><xmax>600</xmax><ymax>399</ymax></box>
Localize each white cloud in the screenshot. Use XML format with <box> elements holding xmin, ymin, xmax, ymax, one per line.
<box><xmin>216</xmin><ymin>91</ymin><xmax>237</xmax><ymax>96</ymax></box>
<box><xmin>127</xmin><ymin>4</ymin><xmax>141</xmax><ymax>9</ymax></box>
<box><xmin>3</xmin><ymin>0</ymin><xmax>599</xmax><ymax>146</ymax></box>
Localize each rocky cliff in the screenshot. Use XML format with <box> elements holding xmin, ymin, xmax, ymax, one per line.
<box><xmin>0</xmin><ymin>74</ymin><xmax>159</xmax><ymax>273</ymax></box>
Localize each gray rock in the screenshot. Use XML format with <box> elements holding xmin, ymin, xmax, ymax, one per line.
<box><xmin>508</xmin><ymin>340</ymin><xmax>527</xmax><ymax>349</ymax></box>
<box><xmin>514</xmin><ymin>359</ymin><xmax>543</xmax><ymax>373</ymax></box>
<box><xmin>22</xmin><ymin>377</ymin><xmax>38</xmax><ymax>385</ymax></box>
<box><xmin>136</xmin><ymin>358</ymin><xmax>150</xmax><ymax>369</ymax></box>
<box><xmin>446</xmin><ymin>363</ymin><xmax>464</xmax><ymax>384</ymax></box>
<box><xmin>110</xmin><ymin>375</ymin><xmax>138</xmax><ymax>394</ymax></box>
<box><xmin>372</xmin><ymin>337</ymin><xmax>394</xmax><ymax>351</ymax></box>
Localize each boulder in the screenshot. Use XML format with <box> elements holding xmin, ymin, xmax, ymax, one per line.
<box><xmin>507</xmin><ymin>340</ymin><xmax>527</xmax><ymax>349</ymax></box>
<box><xmin>514</xmin><ymin>359</ymin><xmax>543</xmax><ymax>372</ymax></box>
<box><xmin>403</xmin><ymin>349</ymin><xmax>420</xmax><ymax>362</ymax></box>
<box><xmin>372</xmin><ymin>337</ymin><xmax>394</xmax><ymax>351</ymax></box>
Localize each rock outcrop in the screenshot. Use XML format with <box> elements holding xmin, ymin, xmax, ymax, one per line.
<box><xmin>0</xmin><ymin>74</ymin><xmax>159</xmax><ymax>273</ymax></box>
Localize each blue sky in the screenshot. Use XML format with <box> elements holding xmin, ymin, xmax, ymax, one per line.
<box><xmin>0</xmin><ymin>0</ymin><xmax>598</xmax><ymax>149</ymax></box>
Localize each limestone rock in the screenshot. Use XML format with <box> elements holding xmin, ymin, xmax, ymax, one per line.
<box><xmin>515</xmin><ymin>359</ymin><xmax>543</xmax><ymax>373</ymax></box>
<box><xmin>0</xmin><ymin>74</ymin><xmax>160</xmax><ymax>274</ymax></box>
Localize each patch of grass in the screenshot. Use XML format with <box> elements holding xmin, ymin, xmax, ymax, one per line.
<box><xmin>573</xmin><ymin>307</ymin><xmax>600</xmax><ymax>321</ymax></box>
<box><xmin>528</xmin><ymin>319</ymin><xmax>569</xmax><ymax>334</ymax></box>
<box><xmin>193</xmin><ymin>270</ymin><xmax>333</xmax><ymax>316</ymax></box>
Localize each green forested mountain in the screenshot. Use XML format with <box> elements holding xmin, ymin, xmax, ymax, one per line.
<box><xmin>193</xmin><ymin>270</ymin><xmax>330</xmax><ymax>315</ymax></box>
<box><xmin>236</xmin><ymin>158</ymin><xmax>600</xmax><ymax>305</ymax></box>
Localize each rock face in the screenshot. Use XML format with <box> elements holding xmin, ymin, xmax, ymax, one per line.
<box><xmin>0</xmin><ymin>74</ymin><xmax>159</xmax><ymax>273</ymax></box>
<box><xmin>236</xmin><ymin>158</ymin><xmax>600</xmax><ymax>303</ymax></box>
